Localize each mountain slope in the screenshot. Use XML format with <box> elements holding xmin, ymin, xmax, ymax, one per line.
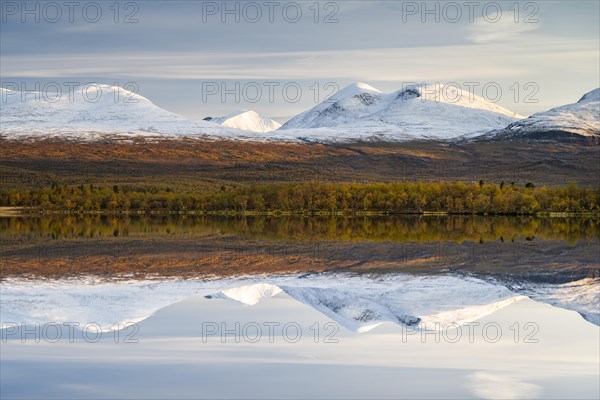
<box><xmin>279</xmin><ymin>82</ymin><xmax>523</xmax><ymax>141</ymax></box>
<box><xmin>488</xmin><ymin>88</ymin><xmax>599</xmax><ymax>143</ymax></box>
<box><xmin>0</xmin><ymin>85</ymin><xmax>237</xmax><ymax>139</ymax></box>
<box><xmin>211</xmin><ymin>110</ymin><xmax>281</xmax><ymax>132</ymax></box>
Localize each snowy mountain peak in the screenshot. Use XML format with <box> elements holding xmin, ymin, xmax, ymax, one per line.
<box><xmin>280</xmin><ymin>81</ymin><xmax>523</xmax><ymax>139</ymax></box>
<box><xmin>0</xmin><ymin>84</ymin><xmax>237</xmax><ymax>139</ymax></box>
<box><xmin>391</xmin><ymin>83</ymin><xmax>522</xmax><ymax>118</ymax></box>
<box><xmin>211</xmin><ymin>109</ymin><xmax>281</xmax><ymax>132</ymax></box>
<box><xmin>77</xmin><ymin>84</ymin><xmax>149</xmax><ymax>103</ymax></box>
<box><xmin>336</xmin><ymin>82</ymin><xmax>382</xmax><ymax>96</ymax></box>
<box><xmin>578</xmin><ymin>88</ymin><xmax>600</xmax><ymax>103</ymax></box>
<box><xmin>301</xmin><ymin>82</ymin><xmax>383</xmax><ymax>117</ymax></box>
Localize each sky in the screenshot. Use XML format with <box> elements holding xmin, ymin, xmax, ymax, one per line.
<box><xmin>1</xmin><ymin>0</ymin><xmax>599</xmax><ymax>122</ymax></box>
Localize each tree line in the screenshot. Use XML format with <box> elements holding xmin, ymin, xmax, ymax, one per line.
<box><xmin>1</xmin><ymin>181</ymin><xmax>598</xmax><ymax>215</ymax></box>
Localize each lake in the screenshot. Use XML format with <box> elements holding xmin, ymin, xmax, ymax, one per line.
<box><xmin>1</xmin><ymin>215</ymin><xmax>599</xmax><ymax>399</ymax></box>
<box><xmin>1</xmin><ymin>214</ymin><xmax>598</xmax><ymax>282</ymax></box>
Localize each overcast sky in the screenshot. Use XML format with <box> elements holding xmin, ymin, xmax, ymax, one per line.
<box><xmin>1</xmin><ymin>0</ymin><xmax>598</xmax><ymax>122</ymax></box>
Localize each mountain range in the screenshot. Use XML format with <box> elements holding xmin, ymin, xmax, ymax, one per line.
<box><xmin>1</xmin><ymin>83</ymin><xmax>598</xmax><ymax>143</ymax></box>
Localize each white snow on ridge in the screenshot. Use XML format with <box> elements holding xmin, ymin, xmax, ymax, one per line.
<box><xmin>0</xmin><ymin>84</ymin><xmax>242</xmax><ymax>140</ymax></box>
<box><xmin>279</xmin><ymin>82</ymin><xmax>523</xmax><ymax>141</ymax></box>
<box><xmin>578</xmin><ymin>87</ymin><xmax>600</xmax><ymax>103</ymax></box>
<box><xmin>211</xmin><ymin>109</ymin><xmax>281</xmax><ymax>132</ymax></box>
<box><xmin>307</xmin><ymin>82</ymin><xmax>383</xmax><ymax>115</ymax></box>
<box><xmin>493</xmin><ymin>87</ymin><xmax>600</xmax><ymax>138</ymax></box>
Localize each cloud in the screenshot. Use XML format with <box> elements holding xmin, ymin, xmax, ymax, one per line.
<box><xmin>469</xmin><ymin>18</ymin><xmax>540</xmax><ymax>43</ymax></box>
<box><xmin>1</xmin><ymin>39</ymin><xmax>596</xmax><ymax>83</ymax></box>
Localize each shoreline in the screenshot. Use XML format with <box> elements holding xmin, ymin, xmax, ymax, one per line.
<box><xmin>2</xmin><ymin>207</ymin><xmax>598</xmax><ymax>218</ymax></box>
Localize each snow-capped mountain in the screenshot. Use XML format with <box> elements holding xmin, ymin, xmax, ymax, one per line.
<box><xmin>488</xmin><ymin>88</ymin><xmax>599</xmax><ymax>142</ymax></box>
<box><xmin>278</xmin><ymin>82</ymin><xmax>523</xmax><ymax>141</ymax></box>
<box><xmin>209</xmin><ymin>109</ymin><xmax>281</xmax><ymax>132</ymax></box>
<box><xmin>0</xmin><ymin>84</ymin><xmax>238</xmax><ymax>139</ymax></box>
<box><xmin>2</xmin><ymin>82</ymin><xmax>596</xmax><ymax>144</ymax></box>
<box><xmin>283</xmin><ymin>82</ymin><xmax>384</xmax><ymax>129</ymax></box>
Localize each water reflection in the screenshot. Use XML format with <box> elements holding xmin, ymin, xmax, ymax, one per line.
<box><xmin>2</xmin><ymin>214</ymin><xmax>598</xmax><ymax>242</ymax></box>
<box><xmin>1</xmin><ymin>215</ymin><xmax>598</xmax><ymax>282</ymax></box>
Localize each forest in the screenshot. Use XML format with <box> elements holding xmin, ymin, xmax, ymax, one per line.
<box><xmin>1</xmin><ymin>181</ymin><xmax>598</xmax><ymax>215</ymax></box>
